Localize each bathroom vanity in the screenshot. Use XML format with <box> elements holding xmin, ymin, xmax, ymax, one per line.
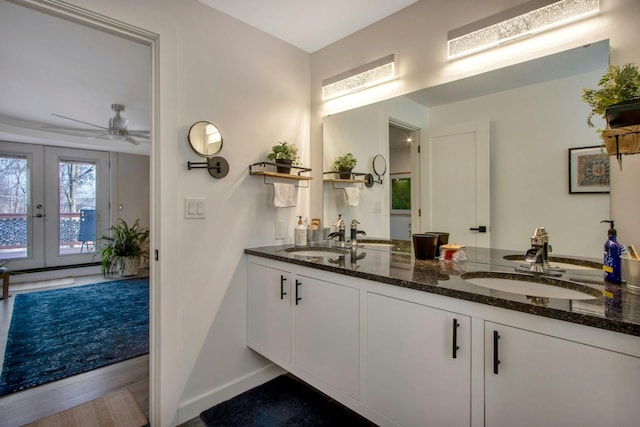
<box><xmin>245</xmin><ymin>244</ymin><xmax>640</xmax><ymax>427</ymax></box>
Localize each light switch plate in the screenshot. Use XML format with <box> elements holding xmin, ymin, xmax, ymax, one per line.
<box><xmin>185</xmin><ymin>197</ymin><xmax>205</xmax><ymax>219</ymax></box>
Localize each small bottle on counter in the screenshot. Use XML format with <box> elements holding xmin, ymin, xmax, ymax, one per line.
<box><xmin>294</xmin><ymin>216</ymin><xmax>307</xmax><ymax>246</ymax></box>
<box><xmin>601</xmin><ymin>220</ymin><xmax>622</xmax><ymax>284</ymax></box>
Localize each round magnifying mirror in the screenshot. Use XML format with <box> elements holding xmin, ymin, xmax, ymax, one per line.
<box><xmin>187</xmin><ymin>121</ymin><xmax>223</xmax><ymax>158</ymax></box>
<box><xmin>372</xmin><ymin>154</ymin><xmax>387</xmax><ymax>177</ymax></box>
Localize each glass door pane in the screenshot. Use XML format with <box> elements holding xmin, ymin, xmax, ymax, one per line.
<box><xmin>0</xmin><ymin>142</ymin><xmax>45</xmax><ymax>270</ymax></box>
<box><xmin>44</xmin><ymin>146</ymin><xmax>110</xmax><ymax>267</ymax></box>
<box><xmin>0</xmin><ymin>154</ymin><xmax>28</xmax><ymax>260</ymax></box>
<box><xmin>58</xmin><ymin>160</ymin><xmax>97</xmax><ymax>255</ymax></box>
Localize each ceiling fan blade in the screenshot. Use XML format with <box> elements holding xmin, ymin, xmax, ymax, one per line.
<box><xmin>87</xmin><ymin>133</ymin><xmax>112</xmax><ymax>140</ymax></box>
<box><xmin>51</xmin><ymin>113</ymin><xmax>108</xmax><ymax>130</ymax></box>
<box><xmin>126</xmin><ymin>135</ymin><xmax>141</xmax><ymax>145</ymax></box>
<box><xmin>127</xmin><ymin>131</ymin><xmax>150</xmax><ymax>138</ymax></box>
<box><xmin>41</xmin><ymin>125</ymin><xmax>99</xmax><ymax>132</ymax></box>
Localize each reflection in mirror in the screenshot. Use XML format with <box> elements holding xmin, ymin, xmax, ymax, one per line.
<box><xmin>323</xmin><ymin>40</ymin><xmax>610</xmax><ymax>258</ymax></box>
<box><xmin>188</xmin><ymin>121</ymin><xmax>223</xmax><ymax>157</ymax></box>
<box><xmin>373</xmin><ymin>154</ymin><xmax>387</xmax><ymax>179</ymax></box>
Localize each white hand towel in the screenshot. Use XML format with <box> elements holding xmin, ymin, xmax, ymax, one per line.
<box><xmin>273</xmin><ymin>182</ymin><xmax>296</xmax><ymax>207</ymax></box>
<box><xmin>344</xmin><ymin>187</ymin><xmax>360</xmax><ymax>207</ymax></box>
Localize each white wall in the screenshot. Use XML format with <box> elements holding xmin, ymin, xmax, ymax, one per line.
<box><xmin>427</xmin><ymin>70</ymin><xmax>609</xmax><ymax>258</ymax></box>
<box><xmin>323</xmin><ymin>96</ymin><xmax>427</xmax><ymax>240</ymax></box>
<box><xmin>310</xmin><ymin>0</ymin><xmax>640</xmax><ymax>251</ymax></box>
<box><xmin>114</xmin><ymin>153</ymin><xmax>150</xmax><ymax>229</ymax></box>
<box><xmin>59</xmin><ymin>0</ymin><xmax>309</xmax><ymax>425</ymax></box>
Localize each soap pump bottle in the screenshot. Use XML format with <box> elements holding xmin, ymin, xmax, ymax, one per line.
<box><xmin>294</xmin><ymin>216</ymin><xmax>307</xmax><ymax>246</ymax></box>
<box><xmin>601</xmin><ymin>220</ymin><xmax>622</xmax><ymax>284</ymax></box>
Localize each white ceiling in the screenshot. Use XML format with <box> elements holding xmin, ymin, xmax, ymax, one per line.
<box><xmin>198</xmin><ymin>0</ymin><xmax>419</xmax><ymax>53</ymax></box>
<box><xmin>0</xmin><ymin>1</ymin><xmax>151</xmax><ymax>154</ymax></box>
<box><xmin>0</xmin><ymin>0</ymin><xmax>417</xmax><ymax>153</ymax></box>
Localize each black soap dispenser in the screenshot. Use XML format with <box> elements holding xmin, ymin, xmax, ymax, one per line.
<box><xmin>601</xmin><ymin>220</ymin><xmax>622</xmax><ymax>284</ymax></box>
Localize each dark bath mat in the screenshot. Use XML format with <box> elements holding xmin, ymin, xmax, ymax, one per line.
<box><xmin>199</xmin><ymin>374</ymin><xmax>376</xmax><ymax>426</ymax></box>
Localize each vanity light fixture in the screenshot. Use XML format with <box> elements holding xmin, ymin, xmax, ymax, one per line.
<box><xmin>447</xmin><ymin>0</ymin><xmax>600</xmax><ymax>60</ymax></box>
<box><xmin>322</xmin><ymin>54</ymin><xmax>395</xmax><ymax>100</ymax></box>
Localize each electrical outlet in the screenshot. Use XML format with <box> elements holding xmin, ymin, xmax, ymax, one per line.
<box><xmin>275</xmin><ymin>220</ymin><xmax>285</xmax><ymax>239</ymax></box>
<box><xmin>374</xmin><ymin>200</ymin><xmax>382</xmax><ymax>213</ymax></box>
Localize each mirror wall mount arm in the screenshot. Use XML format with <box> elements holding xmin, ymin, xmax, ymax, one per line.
<box><xmin>187</xmin><ymin>157</ymin><xmax>230</xmax><ymax>179</ymax></box>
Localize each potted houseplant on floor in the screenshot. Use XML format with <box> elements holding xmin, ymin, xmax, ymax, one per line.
<box><xmin>267</xmin><ymin>141</ymin><xmax>300</xmax><ymax>174</ymax></box>
<box><xmin>99</xmin><ymin>218</ymin><xmax>149</xmax><ymax>277</ymax></box>
<box><xmin>333</xmin><ymin>153</ymin><xmax>357</xmax><ymax>179</ymax></box>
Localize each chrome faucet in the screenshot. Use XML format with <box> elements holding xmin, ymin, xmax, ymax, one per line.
<box><xmin>327</xmin><ymin>214</ymin><xmax>346</xmax><ymax>246</ymax></box>
<box><xmin>349</xmin><ymin>219</ymin><xmax>366</xmax><ymax>246</ymax></box>
<box><xmin>524</xmin><ymin>227</ymin><xmax>553</xmax><ymax>273</ymax></box>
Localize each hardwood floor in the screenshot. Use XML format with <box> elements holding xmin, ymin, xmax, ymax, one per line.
<box><xmin>0</xmin><ymin>274</ymin><xmax>149</xmax><ymax>427</ymax></box>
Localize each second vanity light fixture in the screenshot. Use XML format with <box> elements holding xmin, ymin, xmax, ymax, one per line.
<box><xmin>447</xmin><ymin>0</ymin><xmax>600</xmax><ymax>59</ymax></box>
<box><xmin>322</xmin><ymin>54</ymin><xmax>395</xmax><ymax>100</ymax></box>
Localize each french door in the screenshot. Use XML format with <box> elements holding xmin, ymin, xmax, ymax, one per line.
<box><xmin>0</xmin><ymin>142</ymin><xmax>110</xmax><ymax>270</ymax></box>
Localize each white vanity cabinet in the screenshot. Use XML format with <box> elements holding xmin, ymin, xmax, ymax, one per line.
<box><xmin>485</xmin><ymin>322</ymin><xmax>640</xmax><ymax>427</ymax></box>
<box><xmin>247</xmin><ymin>259</ymin><xmax>361</xmax><ymax>401</ymax></box>
<box><xmin>366</xmin><ymin>292</ymin><xmax>471</xmax><ymax>427</ymax></box>
<box><xmin>293</xmin><ymin>273</ymin><xmax>360</xmax><ymax>400</ymax></box>
<box><xmin>247</xmin><ymin>261</ymin><xmax>292</xmax><ymax>367</ymax></box>
<box><xmin>247</xmin><ymin>253</ymin><xmax>640</xmax><ymax>427</ymax></box>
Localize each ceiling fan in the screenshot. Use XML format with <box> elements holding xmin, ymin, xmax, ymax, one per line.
<box><xmin>45</xmin><ymin>103</ymin><xmax>149</xmax><ymax>145</ymax></box>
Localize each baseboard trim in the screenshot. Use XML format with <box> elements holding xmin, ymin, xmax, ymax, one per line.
<box><xmin>10</xmin><ymin>265</ymin><xmax>102</xmax><ymax>284</ymax></box>
<box><xmin>177</xmin><ymin>363</ymin><xmax>285</xmax><ymax>424</ymax></box>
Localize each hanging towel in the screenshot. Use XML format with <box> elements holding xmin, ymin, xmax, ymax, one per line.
<box><xmin>273</xmin><ymin>182</ymin><xmax>297</xmax><ymax>207</ymax></box>
<box><xmin>344</xmin><ymin>187</ymin><xmax>360</xmax><ymax>207</ymax></box>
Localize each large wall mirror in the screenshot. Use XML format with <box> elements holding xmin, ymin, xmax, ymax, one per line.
<box><xmin>323</xmin><ymin>40</ymin><xmax>610</xmax><ymax>258</ymax></box>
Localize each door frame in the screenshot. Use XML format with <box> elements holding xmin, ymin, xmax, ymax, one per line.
<box><xmin>12</xmin><ymin>0</ymin><xmax>161</xmax><ymax>424</ymax></box>
<box><xmin>389</xmin><ymin>118</ymin><xmax>422</xmax><ymax>238</ymax></box>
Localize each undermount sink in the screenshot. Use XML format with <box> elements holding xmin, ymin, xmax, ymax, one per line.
<box><xmin>503</xmin><ymin>254</ymin><xmax>602</xmax><ymax>271</ymax></box>
<box><xmin>283</xmin><ymin>247</ymin><xmax>348</xmax><ymax>257</ymax></box>
<box><xmin>461</xmin><ymin>272</ymin><xmax>600</xmax><ymax>300</ymax></box>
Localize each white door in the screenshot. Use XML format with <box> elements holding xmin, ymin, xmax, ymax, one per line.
<box><xmin>420</xmin><ymin>121</ymin><xmax>490</xmax><ymax>247</ymax></box>
<box><xmin>0</xmin><ymin>142</ymin><xmax>110</xmax><ymax>269</ymax></box>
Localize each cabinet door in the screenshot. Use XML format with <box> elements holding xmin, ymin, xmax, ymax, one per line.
<box><xmin>486</xmin><ymin>322</ymin><xmax>640</xmax><ymax>427</ymax></box>
<box><xmin>247</xmin><ymin>262</ymin><xmax>292</xmax><ymax>366</ymax></box>
<box><xmin>366</xmin><ymin>293</ymin><xmax>471</xmax><ymax>427</ymax></box>
<box><xmin>293</xmin><ymin>274</ymin><xmax>360</xmax><ymax>400</ymax></box>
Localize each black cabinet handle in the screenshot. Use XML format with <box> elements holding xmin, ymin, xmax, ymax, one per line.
<box><xmin>493</xmin><ymin>330</ymin><xmax>501</xmax><ymax>374</ymax></box>
<box><xmin>295</xmin><ymin>280</ymin><xmax>302</xmax><ymax>305</ymax></box>
<box><xmin>469</xmin><ymin>225</ymin><xmax>487</xmax><ymax>233</ymax></box>
<box><xmin>280</xmin><ymin>275</ymin><xmax>287</xmax><ymax>300</ymax></box>
<box><xmin>452</xmin><ymin>318</ymin><xmax>460</xmax><ymax>359</ymax></box>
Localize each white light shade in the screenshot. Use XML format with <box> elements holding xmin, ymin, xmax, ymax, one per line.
<box><xmin>322</xmin><ymin>55</ymin><xmax>395</xmax><ymax>100</ymax></box>
<box><xmin>447</xmin><ymin>0</ymin><xmax>599</xmax><ymax>59</ymax></box>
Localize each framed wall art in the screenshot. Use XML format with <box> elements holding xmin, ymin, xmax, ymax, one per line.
<box><xmin>568</xmin><ymin>146</ymin><xmax>610</xmax><ymax>194</ymax></box>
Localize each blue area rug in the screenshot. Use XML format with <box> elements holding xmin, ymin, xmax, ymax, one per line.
<box><xmin>200</xmin><ymin>375</ymin><xmax>375</xmax><ymax>426</ymax></box>
<box><xmin>0</xmin><ymin>277</ymin><xmax>148</xmax><ymax>396</ymax></box>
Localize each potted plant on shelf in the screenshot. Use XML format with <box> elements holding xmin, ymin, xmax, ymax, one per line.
<box><xmin>582</xmin><ymin>63</ymin><xmax>640</xmax><ymax>156</ymax></box>
<box><xmin>267</xmin><ymin>141</ymin><xmax>300</xmax><ymax>174</ymax></box>
<box><xmin>333</xmin><ymin>153</ymin><xmax>357</xmax><ymax>179</ymax></box>
<box><xmin>98</xmin><ymin>218</ymin><xmax>149</xmax><ymax>277</ymax></box>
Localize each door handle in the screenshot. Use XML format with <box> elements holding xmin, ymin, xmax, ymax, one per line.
<box><xmin>452</xmin><ymin>318</ymin><xmax>460</xmax><ymax>359</ymax></box>
<box><xmin>493</xmin><ymin>330</ymin><xmax>501</xmax><ymax>374</ymax></box>
<box><xmin>295</xmin><ymin>280</ymin><xmax>302</xmax><ymax>305</ymax></box>
<box><xmin>32</xmin><ymin>213</ymin><xmax>44</xmax><ymax>218</ymax></box>
<box><xmin>470</xmin><ymin>225</ymin><xmax>487</xmax><ymax>233</ymax></box>
<box><xmin>280</xmin><ymin>275</ymin><xmax>287</xmax><ymax>300</ymax></box>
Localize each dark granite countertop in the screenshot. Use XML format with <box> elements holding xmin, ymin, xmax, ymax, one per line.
<box><xmin>245</xmin><ymin>243</ymin><xmax>640</xmax><ymax>337</ymax></box>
